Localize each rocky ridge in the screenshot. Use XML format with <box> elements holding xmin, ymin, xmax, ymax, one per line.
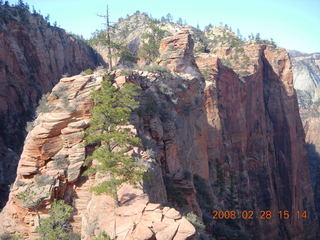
<box><xmin>0</xmin><ymin>4</ymin><xmax>102</xmax><ymax>208</ymax></box>
<box><xmin>0</xmin><ymin>29</ymin><xmax>318</xmax><ymax>239</ymax></box>
<box><xmin>0</xmin><ymin>69</ymin><xmax>196</xmax><ymax>240</ymax></box>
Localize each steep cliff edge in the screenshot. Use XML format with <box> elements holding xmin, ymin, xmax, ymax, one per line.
<box><xmin>0</xmin><ymin>70</ymin><xmax>196</xmax><ymax>240</ymax></box>
<box><xmin>289</xmin><ymin>51</ymin><xmax>320</xmax><ymax>222</ymax></box>
<box><xmin>0</xmin><ymin>30</ymin><xmax>318</xmax><ymax>239</ymax></box>
<box><xmin>0</xmin><ymin>4</ymin><xmax>102</xmax><ymax>208</ymax></box>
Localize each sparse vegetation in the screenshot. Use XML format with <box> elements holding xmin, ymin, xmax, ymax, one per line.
<box><xmin>138</xmin><ymin>23</ymin><xmax>168</xmax><ymax>63</ymax></box>
<box><xmin>25</xmin><ymin>120</ymin><xmax>35</xmax><ymax>132</ymax></box>
<box><xmin>81</xmin><ymin>68</ymin><xmax>94</xmax><ymax>75</ymax></box>
<box><xmin>36</xmin><ymin>200</ymin><xmax>74</xmax><ymax>240</ymax></box>
<box><xmin>193</xmin><ymin>174</ymin><xmax>213</xmax><ymax>211</ymax></box>
<box><xmin>94</xmin><ymin>232</ymin><xmax>112</xmax><ymax>240</ymax></box>
<box><xmin>215</xmin><ymin>162</ymin><xmax>225</xmax><ymax>195</ymax></box>
<box><xmin>226</xmin><ymin>171</ymin><xmax>239</xmax><ymax>209</ymax></box>
<box><xmin>52</xmin><ymin>85</ymin><xmax>69</xmax><ymax>99</ymax></box>
<box><xmin>16</xmin><ymin>188</ymin><xmax>42</xmax><ymax>209</ymax></box>
<box><xmin>141</xmin><ymin>65</ymin><xmax>172</xmax><ymax>79</ymax></box>
<box><xmin>36</xmin><ymin>93</ymin><xmax>54</xmax><ymax>116</ymax></box>
<box><xmin>186</xmin><ymin>212</ymin><xmax>205</xmax><ymax>232</ymax></box>
<box><xmin>0</xmin><ymin>233</ymin><xmax>21</xmax><ymax>240</ymax></box>
<box><xmin>84</xmin><ymin>75</ymin><xmax>144</xmax><ymax>200</ymax></box>
<box><xmin>164</xmin><ymin>175</ymin><xmax>187</xmax><ymax>207</ymax></box>
<box><xmin>89</xmin><ymin>31</ymin><xmax>137</xmax><ymax>67</ymax></box>
<box><xmin>137</xmin><ymin>91</ymin><xmax>159</xmax><ymax>117</ymax></box>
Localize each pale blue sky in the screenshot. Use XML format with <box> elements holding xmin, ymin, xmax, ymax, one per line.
<box><xmin>7</xmin><ymin>0</ymin><xmax>320</xmax><ymax>53</ymax></box>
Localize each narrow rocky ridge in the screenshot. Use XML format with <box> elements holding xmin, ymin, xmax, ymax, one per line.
<box><xmin>0</xmin><ymin>4</ymin><xmax>103</xmax><ymax>208</ymax></box>
<box><xmin>0</xmin><ymin>30</ymin><xmax>318</xmax><ymax>239</ymax></box>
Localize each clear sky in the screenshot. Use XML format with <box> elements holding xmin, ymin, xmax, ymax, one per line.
<box><xmin>7</xmin><ymin>0</ymin><xmax>320</xmax><ymax>53</ymax></box>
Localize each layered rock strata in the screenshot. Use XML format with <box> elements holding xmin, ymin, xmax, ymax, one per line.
<box><xmin>0</xmin><ymin>30</ymin><xmax>318</xmax><ymax>239</ymax></box>
<box><xmin>0</xmin><ymin>4</ymin><xmax>102</xmax><ymax>207</ymax></box>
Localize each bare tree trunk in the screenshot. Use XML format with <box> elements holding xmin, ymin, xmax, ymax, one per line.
<box><xmin>106</xmin><ymin>5</ymin><xmax>112</xmax><ymax>71</ymax></box>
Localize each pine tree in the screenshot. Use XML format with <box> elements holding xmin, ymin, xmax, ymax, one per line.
<box><xmin>215</xmin><ymin>162</ymin><xmax>225</xmax><ymax>195</ymax></box>
<box><xmin>226</xmin><ymin>172</ymin><xmax>239</xmax><ymax>209</ymax></box>
<box><xmin>84</xmin><ymin>76</ymin><xmax>144</xmax><ymax>200</ymax></box>
<box><xmin>176</xmin><ymin>17</ymin><xmax>183</xmax><ymax>25</ymax></box>
<box><xmin>138</xmin><ymin>22</ymin><xmax>167</xmax><ymax>63</ymax></box>
<box><xmin>166</xmin><ymin>13</ymin><xmax>173</xmax><ymax>22</ymax></box>
<box><xmin>255</xmin><ymin>33</ymin><xmax>261</xmax><ymax>41</ymax></box>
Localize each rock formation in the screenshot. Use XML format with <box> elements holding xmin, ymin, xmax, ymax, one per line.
<box><xmin>0</xmin><ymin>29</ymin><xmax>318</xmax><ymax>239</ymax></box>
<box><xmin>0</xmin><ymin>70</ymin><xmax>196</xmax><ymax>240</ymax></box>
<box><xmin>289</xmin><ymin>51</ymin><xmax>320</xmax><ymax>122</ymax></box>
<box><xmin>0</xmin><ymin>4</ymin><xmax>102</xmax><ymax>208</ymax></box>
<box><xmin>289</xmin><ymin>51</ymin><xmax>320</xmax><ymax>223</ymax></box>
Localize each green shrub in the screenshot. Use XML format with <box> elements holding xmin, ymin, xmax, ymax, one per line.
<box><xmin>52</xmin><ymin>85</ymin><xmax>69</xmax><ymax>99</ymax></box>
<box><xmin>82</xmin><ymin>68</ymin><xmax>93</xmax><ymax>75</ymax></box>
<box><xmin>142</xmin><ymin>65</ymin><xmax>172</xmax><ymax>79</ymax></box>
<box><xmin>36</xmin><ymin>200</ymin><xmax>74</xmax><ymax>240</ymax></box>
<box><xmin>186</xmin><ymin>212</ymin><xmax>205</xmax><ymax>232</ymax></box>
<box><xmin>16</xmin><ymin>189</ymin><xmax>42</xmax><ymax>209</ymax></box>
<box><xmin>68</xmin><ymin>233</ymin><xmax>81</xmax><ymax>240</ymax></box>
<box><xmin>94</xmin><ymin>232</ymin><xmax>112</xmax><ymax>240</ymax></box>
<box><xmin>0</xmin><ymin>233</ymin><xmax>22</xmax><ymax>240</ymax></box>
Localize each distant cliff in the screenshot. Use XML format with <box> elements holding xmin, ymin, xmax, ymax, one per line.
<box><xmin>289</xmin><ymin>51</ymin><xmax>320</xmax><ymax>122</ymax></box>
<box><xmin>0</xmin><ymin>4</ymin><xmax>102</xmax><ymax>208</ymax></box>
<box><xmin>0</xmin><ymin>28</ymin><xmax>318</xmax><ymax>239</ymax></box>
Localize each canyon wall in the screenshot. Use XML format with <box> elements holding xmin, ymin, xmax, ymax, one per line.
<box><xmin>0</xmin><ymin>30</ymin><xmax>318</xmax><ymax>239</ymax></box>
<box><xmin>0</xmin><ymin>4</ymin><xmax>102</xmax><ymax>208</ymax></box>
<box><xmin>289</xmin><ymin>51</ymin><xmax>320</xmax><ymax>225</ymax></box>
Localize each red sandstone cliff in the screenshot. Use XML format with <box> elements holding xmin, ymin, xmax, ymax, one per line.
<box><xmin>0</xmin><ymin>30</ymin><xmax>318</xmax><ymax>239</ymax></box>
<box><xmin>0</xmin><ymin>4</ymin><xmax>102</xmax><ymax>207</ymax></box>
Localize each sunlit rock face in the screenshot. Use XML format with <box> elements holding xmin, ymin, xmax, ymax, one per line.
<box><xmin>0</xmin><ymin>4</ymin><xmax>102</xmax><ymax>208</ymax></box>
<box><xmin>0</xmin><ymin>28</ymin><xmax>318</xmax><ymax>239</ymax></box>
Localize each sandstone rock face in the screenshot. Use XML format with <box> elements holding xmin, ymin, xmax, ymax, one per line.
<box><xmin>93</xmin><ymin>13</ymin><xmax>206</xmax><ymax>66</ymax></box>
<box><xmin>158</xmin><ymin>30</ymin><xmax>201</xmax><ymax>76</ymax></box>
<box><xmin>0</xmin><ymin>70</ymin><xmax>196</xmax><ymax>240</ymax></box>
<box><xmin>0</xmin><ymin>30</ymin><xmax>318</xmax><ymax>240</ymax></box>
<box><xmin>0</xmin><ymin>71</ymin><xmax>101</xmax><ymax>238</ymax></box>
<box><xmin>0</xmin><ymin>4</ymin><xmax>102</xmax><ymax>208</ymax></box>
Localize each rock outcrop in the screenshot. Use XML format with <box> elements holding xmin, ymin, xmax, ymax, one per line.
<box><xmin>0</xmin><ymin>70</ymin><xmax>195</xmax><ymax>240</ymax></box>
<box><xmin>158</xmin><ymin>29</ymin><xmax>201</xmax><ymax>76</ymax></box>
<box><xmin>0</xmin><ymin>29</ymin><xmax>318</xmax><ymax>239</ymax></box>
<box><xmin>0</xmin><ymin>4</ymin><xmax>102</xmax><ymax>208</ymax></box>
